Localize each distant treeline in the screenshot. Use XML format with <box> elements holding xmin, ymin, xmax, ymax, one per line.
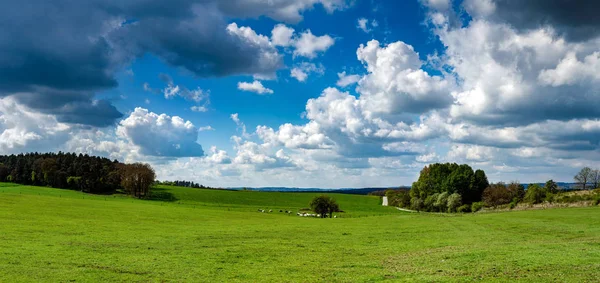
<box><xmin>0</xmin><ymin>152</ymin><xmax>155</xmax><ymax>197</ymax></box>
<box><xmin>384</xmin><ymin>163</ymin><xmax>600</xmax><ymax>213</ymax></box>
<box><xmin>156</xmin><ymin>180</ymin><xmax>221</xmax><ymax>190</ymax></box>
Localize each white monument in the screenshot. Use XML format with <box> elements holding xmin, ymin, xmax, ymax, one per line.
<box><xmin>382</xmin><ymin>196</ymin><xmax>388</xmax><ymax>206</ymax></box>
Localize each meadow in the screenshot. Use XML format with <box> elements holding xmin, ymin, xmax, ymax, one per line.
<box><xmin>1</xmin><ymin>182</ymin><xmax>599</xmax><ymax>282</ymax></box>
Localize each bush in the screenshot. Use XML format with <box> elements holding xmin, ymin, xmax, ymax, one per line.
<box><xmin>457</xmin><ymin>204</ymin><xmax>471</xmax><ymax>213</ymax></box>
<box><xmin>447</xmin><ymin>193</ymin><xmax>462</xmax><ymax>212</ymax></box>
<box><xmin>410</xmin><ymin>197</ymin><xmax>424</xmax><ymax>211</ymax></box>
<box><xmin>471</xmin><ymin>202</ymin><xmax>484</xmax><ymax>212</ymax></box>
<box><xmin>544</xmin><ymin>193</ymin><xmax>556</xmax><ymax>203</ymax></box>
<box><xmin>309</xmin><ymin>195</ymin><xmax>339</xmax><ymax>218</ymax></box>
<box><xmin>482</xmin><ymin>182</ymin><xmax>515</xmax><ymax>208</ymax></box>
<box><xmin>424</xmin><ymin>193</ymin><xmax>439</xmax><ymax>212</ymax></box>
<box><xmin>434</xmin><ymin>192</ymin><xmax>449</xmax><ymax>212</ymax></box>
<box><xmin>524</xmin><ymin>184</ymin><xmax>547</xmax><ymax>204</ymax></box>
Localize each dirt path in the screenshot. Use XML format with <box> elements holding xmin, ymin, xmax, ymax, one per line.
<box><xmin>396</xmin><ymin>207</ymin><xmax>417</xmax><ymax>213</ymax></box>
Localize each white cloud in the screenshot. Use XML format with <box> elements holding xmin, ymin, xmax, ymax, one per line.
<box><xmin>116</xmin><ymin>107</ymin><xmax>204</xmax><ymax>157</ymax></box>
<box><xmin>198</xmin><ymin>126</ymin><xmax>214</xmax><ymax>131</ymax></box>
<box><xmin>356</xmin><ymin>40</ymin><xmax>454</xmax><ymax>115</ymax></box>
<box><xmin>271</xmin><ymin>24</ymin><xmax>295</xmax><ymax>47</ymax></box>
<box><xmin>290</xmin><ymin>62</ymin><xmax>325</xmax><ymax>82</ymax></box>
<box><xmin>538</xmin><ymin>52</ymin><xmax>600</xmax><ymax>86</ymax></box>
<box><xmin>191</xmin><ymin>106</ymin><xmax>209</xmax><ymax>112</ymax></box>
<box><xmin>336</xmin><ymin>71</ymin><xmax>360</xmax><ymax>87</ymax></box>
<box><xmin>0</xmin><ymin>97</ymin><xmax>70</xmax><ymax>154</ymax></box>
<box><xmin>293</xmin><ymin>30</ymin><xmax>335</xmax><ymax>59</ymax></box>
<box><xmin>357</xmin><ymin>18</ymin><xmax>378</xmax><ymax>33</ymax></box>
<box><xmin>227</xmin><ymin>22</ymin><xmax>273</xmax><ymax>48</ymax></box>
<box><xmin>237</xmin><ymin>80</ymin><xmax>274</xmax><ymax>94</ymax></box>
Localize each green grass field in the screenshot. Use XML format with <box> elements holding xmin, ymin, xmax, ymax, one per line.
<box><xmin>1</xmin><ymin>182</ymin><xmax>599</xmax><ymax>282</ymax></box>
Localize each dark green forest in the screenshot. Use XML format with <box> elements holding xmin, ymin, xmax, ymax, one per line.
<box><xmin>0</xmin><ymin>152</ymin><xmax>154</xmax><ymax>197</ymax></box>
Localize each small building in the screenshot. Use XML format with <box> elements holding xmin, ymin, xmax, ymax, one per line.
<box><xmin>382</xmin><ymin>196</ymin><xmax>388</xmax><ymax>206</ymax></box>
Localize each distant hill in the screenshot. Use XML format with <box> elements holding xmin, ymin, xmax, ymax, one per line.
<box><xmin>227</xmin><ymin>186</ymin><xmax>410</xmax><ymax>195</ymax></box>
<box><xmin>523</xmin><ymin>182</ymin><xmax>580</xmax><ymax>190</ymax></box>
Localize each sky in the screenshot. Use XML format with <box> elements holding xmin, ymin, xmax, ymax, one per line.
<box><xmin>1</xmin><ymin>0</ymin><xmax>599</xmax><ymax>188</ymax></box>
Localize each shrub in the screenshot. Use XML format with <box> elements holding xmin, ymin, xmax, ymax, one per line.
<box><xmin>544</xmin><ymin>193</ymin><xmax>556</xmax><ymax>203</ymax></box>
<box><xmin>524</xmin><ymin>184</ymin><xmax>547</xmax><ymax>204</ymax></box>
<box><xmin>471</xmin><ymin>202</ymin><xmax>484</xmax><ymax>212</ymax></box>
<box><xmin>447</xmin><ymin>193</ymin><xmax>462</xmax><ymax>212</ymax></box>
<box><xmin>593</xmin><ymin>195</ymin><xmax>600</xmax><ymax>206</ymax></box>
<box><xmin>482</xmin><ymin>183</ymin><xmax>514</xmax><ymax>208</ymax></box>
<box><xmin>309</xmin><ymin>195</ymin><xmax>339</xmax><ymax>218</ymax></box>
<box><xmin>424</xmin><ymin>193</ymin><xmax>439</xmax><ymax>212</ymax></box>
<box><xmin>435</xmin><ymin>192</ymin><xmax>449</xmax><ymax>212</ymax></box>
<box><xmin>410</xmin><ymin>197</ymin><xmax>423</xmax><ymax>211</ymax></box>
<box><xmin>457</xmin><ymin>204</ymin><xmax>471</xmax><ymax>213</ymax></box>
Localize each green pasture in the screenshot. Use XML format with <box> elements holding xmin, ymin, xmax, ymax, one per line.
<box><xmin>0</xmin><ymin>183</ymin><xmax>599</xmax><ymax>282</ymax></box>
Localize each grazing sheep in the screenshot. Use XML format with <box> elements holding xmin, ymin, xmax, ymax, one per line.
<box><xmin>334</xmin><ymin>215</ymin><xmax>337</xmax><ymax>218</ymax></box>
<box><xmin>269</xmin><ymin>209</ymin><xmax>272</xmax><ymax>213</ymax></box>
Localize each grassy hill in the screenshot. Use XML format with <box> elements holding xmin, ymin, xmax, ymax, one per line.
<box><xmin>1</xmin><ymin>183</ymin><xmax>599</xmax><ymax>282</ymax></box>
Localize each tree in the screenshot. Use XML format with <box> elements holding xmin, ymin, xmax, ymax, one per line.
<box><xmin>482</xmin><ymin>182</ymin><xmax>515</xmax><ymax>208</ymax></box>
<box><xmin>447</xmin><ymin>193</ymin><xmax>462</xmax><ymax>212</ymax></box>
<box><xmin>410</xmin><ymin>197</ymin><xmax>423</xmax><ymax>211</ymax></box>
<box><xmin>524</xmin><ymin>184</ymin><xmax>547</xmax><ymax>204</ymax></box>
<box><xmin>309</xmin><ymin>195</ymin><xmax>339</xmax><ymax>218</ymax></box>
<box><xmin>410</xmin><ymin>163</ymin><xmax>487</xmax><ymax>212</ymax></box>
<box><xmin>470</xmin><ymin>169</ymin><xmax>489</xmax><ymax>203</ymax></box>
<box><xmin>0</xmin><ymin>163</ymin><xmax>9</xmax><ymax>181</ymax></box>
<box><xmin>544</xmin><ymin>179</ymin><xmax>558</xmax><ymax>194</ymax></box>
<box><xmin>574</xmin><ymin>167</ymin><xmax>593</xmax><ymax>190</ymax></box>
<box><xmin>0</xmin><ymin>152</ymin><xmax>124</xmax><ymax>194</ymax></box>
<box><xmin>41</xmin><ymin>158</ymin><xmax>58</xmax><ymax>187</ymax></box>
<box><xmin>120</xmin><ymin>163</ymin><xmax>156</xmax><ymax>198</ymax></box>
<box><xmin>434</xmin><ymin>192</ymin><xmax>449</xmax><ymax>212</ymax></box>
<box><xmin>591</xmin><ymin>169</ymin><xmax>600</xmax><ymax>190</ymax></box>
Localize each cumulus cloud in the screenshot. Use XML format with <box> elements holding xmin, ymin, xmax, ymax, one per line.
<box><xmin>0</xmin><ymin>97</ymin><xmax>70</xmax><ymax>154</ymax></box>
<box><xmin>356</xmin><ymin>40</ymin><xmax>454</xmax><ymax>115</ymax></box>
<box><xmin>485</xmin><ymin>0</ymin><xmax>600</xmax><ymax>41</ymax></box>
<box><xmin>270</xmin><ymin>24</ymin><xmax>336</xmax><ymax>59</ymax></box>
<box><xmin>293</xmin><ymin>30</ymin><xmax>335</xmax><ymax>59</ymax></box>
<box><xmin>237</xmin><ymin>81</ymin><xmax>274</xmax><ymax>95</ymax></box>
<box><xmin>290</xmin><ymin>62</ymin><xmax>325</xmax><ymax>82</ymax></box>
<box><xmin>0</xmin><ymin>0</ymin><xmax>353</xmax><ymax>126</ymax></box>
<box><xmin>116</xmin><ymin>107</ymin><xmax>204</xmax><ymax>157</ymax></box>
<box><xmin>336</xmin><ymin>71</ymin><xmax>361</xmax><ymax>87</ymax></box>
<box><xmin>271</xmin><ymin>24</ymin><xmax>295</xmax><ymax>47</ymax></box>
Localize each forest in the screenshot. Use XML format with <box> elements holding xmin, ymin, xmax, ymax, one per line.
<box><xmin>0</xmin><ymin>152</ymin><xmax>154</xmax><ymax>197</ymax></box>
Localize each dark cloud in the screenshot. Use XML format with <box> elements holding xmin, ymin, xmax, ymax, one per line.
<box><xmin>491</xmin><ymin>0</ymin><xmax>600</xmax><ymax>41</ymax></box>
<box><xmin>13</xmin><ymin>90</ymin><xmax>123</xmax><ymax>127</ymax></box>
<box><xmin>0</xmin><ymin>0</ymin><xmax>345</xmax><ymax>126</ymax></box>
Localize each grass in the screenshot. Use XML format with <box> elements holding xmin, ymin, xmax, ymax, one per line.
<box><xmin>1</xmin><ymin>183</ymin><xmax>599</xmax><ymax>282</ymax></box>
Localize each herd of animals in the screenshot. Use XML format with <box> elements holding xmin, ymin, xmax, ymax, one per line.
<box><xmin>257</xmin><ymin>209</ymin><xmax>337</xmax><ymax>218</ymax></box>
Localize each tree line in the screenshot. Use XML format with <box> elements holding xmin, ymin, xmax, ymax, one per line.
<box><xmin>385</xmin><ymin>163</ymin><xmax>600</xmax><ymax>213</ymax></box>
<box><xmin>0</xmin><ymin>152</ymin><xmax>155</xmax><ymax>198</ymax></box>
<box><xmin>156</xmin><ymin>180</ymin><xmax>219</xmax><ymax>189</ymax></box>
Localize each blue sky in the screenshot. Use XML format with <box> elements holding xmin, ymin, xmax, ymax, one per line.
<box><xmin>1</xmin><ymin>0</ymin><xmax>599</xmax><ymax>187</ymax></box>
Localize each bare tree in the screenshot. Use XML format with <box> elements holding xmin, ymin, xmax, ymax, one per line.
<box><xmin>574</xmin><ymin>167</ymin><xmax>593</xmax><ymax>190</ymax></box>
<box><xmin>592</xmin><ymin>169</ymin><xmax>600</xmax><ymax>190</ymax></box>
<box><xmin>120</xmin><ymin>163</ymin><xmax>156</xmax><ymax>198</ymax></box>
